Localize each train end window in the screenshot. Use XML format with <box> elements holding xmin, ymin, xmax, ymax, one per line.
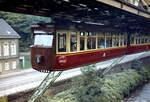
<box><xmin>34</xmin><ymin>34</ymin><xmax>53</xmax><ymax>47</ymax></box>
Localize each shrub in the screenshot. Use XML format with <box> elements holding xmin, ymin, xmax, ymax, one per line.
<box><xmin>47</xmin><ymin>65</ymin><xmax>150</xmax><ymax>102</ymax></box>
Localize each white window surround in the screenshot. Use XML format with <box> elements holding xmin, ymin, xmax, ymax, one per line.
<box><xmin>4</xmin><ymin>62</ymin><xmax>9</xmax><ymax>70</ymax></box>
<box><xmin>11</xmin><ymin>43</ymin><xmax>16</xmax><ymax>56</ymax></box>
<box><xmin>4</xmin><ymin>43</ymin><xmax>9</xmax><ymax>56</ymax></box>
<box><xmin>12</xmin><ymin>61</ymin><xmax>17</xmax><ymax>69</ymax></box>
<box><xmin>0</xmin><ymin>62</ymin><xmax>2</xmax><ymax>72</ymax></box>
<box><xmin>0</xmin><ymin>44</ymin><xmax>1</xmax><ymax>57</ymax></box>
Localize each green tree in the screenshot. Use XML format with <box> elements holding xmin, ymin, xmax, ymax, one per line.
<box><xmin>0</xmin><ymin>11</ymin><xmax>51</xmax><ymax>52</ymax></box>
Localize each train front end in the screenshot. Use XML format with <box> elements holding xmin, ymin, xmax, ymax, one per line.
<box><xmin>31</xmin><ymin>23</ymin><xmax>56</xmax><ymax>72</ymax></box>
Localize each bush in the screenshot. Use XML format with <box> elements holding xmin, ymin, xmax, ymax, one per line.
<box><xmin>47</xmin><ymin>65</ymin><xmax>150</xmax><ymax>102</ymax></box>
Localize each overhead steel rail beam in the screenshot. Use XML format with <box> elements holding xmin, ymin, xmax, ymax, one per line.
<box><xmin>0</xmin><ymin>0</ymin><xmax>149</xmax><ymax>33</ymax></box>
<box><xmin>0</xmin><ymin>0</ymin><xmax>149</xmax><ymax>19</ymax></box>
<box><xmin>96</xmin><ymin>0</ymin><xmax>150</xmax><ymax>18</ymax></box>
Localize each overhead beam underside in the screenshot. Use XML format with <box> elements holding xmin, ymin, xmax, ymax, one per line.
<box><xmin>0</xmin><ymin>0</ymin><xmax>149</xmax><ymax>33</ymax></box>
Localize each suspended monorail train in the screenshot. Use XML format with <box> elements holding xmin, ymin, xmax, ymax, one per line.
<box><xmin>31</xmin><ymin>22</ymin><xmax>150</xmax><ymax>72</ymax></box>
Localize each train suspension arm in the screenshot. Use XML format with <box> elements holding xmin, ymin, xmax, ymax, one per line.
<box><xmin>102</xmin><ymin>55</ymin><xmax>126</xmax><ymax>76</ymax></box>
<box><xmin>102</xmin><ymin>51</ymin><xmax>149</xmax><ymax>76</ymax></box>
<box><xmin>28</xmin><ymin>71</ymin><xmax>63</xmax><ymax>102</ymax></box>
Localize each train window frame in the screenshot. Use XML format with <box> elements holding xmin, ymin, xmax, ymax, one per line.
<box><xmin>130</xmin><ymin>35</ymin><xmax>135</xmax><ymax>45</ymax></box>
<box><xmin>79</xmin><ymin>32</ymin><xmax>86</xmax><ymax>51</ymax></box>
<box><xmin>70</xmin><ymin>31</ymin><xmax>78</xmax><ymax>52</ymax></box>
<box><xmin>34</xmin><ymin>34</ymin><xmax>54</xmax><ymax>47</ymax></box>
<box><xmin>106</xmin><ymin>33</ymin><xmax>113</xmax><ymax>48</ymax></box>
<box><xmin>122</xmin><ymin>33</ymin><xmax>127</xmax><ymax>46</ymax></box>
<box><xmin>97</xmin><ymin>33</ymin><xmax>105</xmax><ymax>49</ymax></box>
<box><xmin>56</xmin><ymin>31</ymin><xmax>67</xmax><ymax>53</ymax></box>
<box><xmin>87</xmin><ymin>32</ymin><xmax>97</xmax><ymax>50</ymax></box>
<box><xmin>120</xmin><ymin>35</ymin><xmax>125</xmax><ymax>47</ymax></box>
<box><xmin>112</xmin><ymin>34</ymin><xmax>120</xmax><ymax>47</ymax></box>
<box><xmin>141</xmin><ymin>36</ymin><xmax>145</xmax><ymax>44</ymax></box>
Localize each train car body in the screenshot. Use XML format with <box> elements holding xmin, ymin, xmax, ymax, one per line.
<box><xmin>31</xmin><ymin>23</ymin><xmax>150</xmax><ymax>72</ymax></box>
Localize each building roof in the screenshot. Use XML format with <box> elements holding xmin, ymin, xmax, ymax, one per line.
<box><xmin>0</xmin><ymin>19</ymin><xmax>20</xmax><ymax>38</ymax></box>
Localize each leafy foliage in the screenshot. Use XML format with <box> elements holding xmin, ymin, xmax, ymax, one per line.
<box><xmin>47</xmin><ymin>65</ymin><xmax>150</xmax><ymax>102</ymax></box>
<box><xmin>0</xmin><ymin>11</ymin><xmax>51</xmax><ymax>52</ymax></box>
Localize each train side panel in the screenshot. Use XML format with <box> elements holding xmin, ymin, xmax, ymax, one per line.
<box><xmin>53</xmin><ymin>47</ymin><xmax>126</xmax><ymax>70</ymax></box>
<box><xmin>127</xmin><ymin>44</ymin><xmax>150</xmax><ymax>54</ymax></box>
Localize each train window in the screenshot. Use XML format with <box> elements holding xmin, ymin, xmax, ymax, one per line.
<box><xmin>106</xmin><ymin>36</ymin><xmax>112</xmax><ymax>48</ymax></box>
<box><xmin>87</xmin><ymin>32</ymin><xmax>96</xmax><ymax>49</ymax></box>
<box><xmin>113</xmin><ymin>36</ymin><xmax>119</xmax><ymax>47</ymax></box>
<box><xmin>120</xmin><ymin>36</ymin><xmax>124</xmax><ymax>46</ymax></box>
<box><xmin>145</xmin><ymin>38</ymin><xmax>148</xmax><ymax>43</ymax></box>
<box><xmin>34</xmin><ymin>35</ymin><xmax>53</xmax><ymax>47</ymax></box>
<box><xmin>97</xmin><ymin>37</ymin><xmax>105</xmax><ymax>48</ymax></box>
<box><xmin>80</xmin><ymin>32</ymin><xmax>85</xmax><ymax>50</ymax></box>
<box><xmin>135</xmin><ymin>37</ymin><xmax>140</xmax><ymax>44</ymax></box>
<box><xmin>124</xmin><ymin>36</ymin><xmax>127</xmax><ymax>46</ymax></box>
<box><xmin>130</xmin><ymin>36</ymin><xmax>134</xmax><ymax>44</ymax></box>
<box><xmin>58</xmin><ymin>33</ymin><xmax>66</xmax><ymax>52</ymax></box>
<box><xmin>141</xmin><ymin>37</ymin><xmax>145</xmax><ymax>44</ymax></box>
<box><xmin>135</xmin><ymin>38</ymin><xmax>138</xmax><ymax>44</ymax></box>
<box><xmin>138</xmin><ymin>38</ymin><xmax>141</xmax><ymax>44</ymax></box>
<box><xmin>70</xmin><ymin>32</ymin><xmax>77</xmax><ymax>52</ymax></box>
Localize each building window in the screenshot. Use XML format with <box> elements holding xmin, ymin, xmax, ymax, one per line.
<box><xmin>11</xmin><ymin>43</ymin><xmax>16</xmax><ymax>56</ymax></box>
<box><xmin>4</xmin><ymin>43</ymin><xmax>9</xmax><ymax>56</ymax></box>
<box><xmin>0</xmin><ymin>44</ymin><xmax>1</xmax><ymax>57</ymax></box>
<box><xmin>4</xmin><ymin>62</ymin><xmax>9</xmax><ymax>71</ymax></box>
<box><xmin>58</xmin><ymin>33</ymin><xmax>66</xmax><ymax>52</ymax></box>
<box><xmin>70</xmin><ymin>32</ymin><xmax>77</xmax><ymax>52</ymax></box>
<box><xmin>12</xmin><ymin>61</ymin><xmax>17</xmax><ymax>69</ymax></box>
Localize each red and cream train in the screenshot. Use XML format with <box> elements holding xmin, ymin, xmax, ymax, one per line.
<box><xmin>31</xmin><ymin>23</ymin><xmax>150</xmax><ymax>72</ymax></box>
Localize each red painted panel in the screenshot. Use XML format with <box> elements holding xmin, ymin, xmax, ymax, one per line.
<box><xmin>54</xmin><ymin>47</ymin><xmax>127</xmax><ymax>70</ymax></box>
<box><xmin>31</xmin><ymin>44</ymin><xmax>150</xmax><ymax>71</ymax></box>
<box><xmin>127</xmin><ymin>44</ymin><xmax>150</xmax><ymax>54</ymax></box>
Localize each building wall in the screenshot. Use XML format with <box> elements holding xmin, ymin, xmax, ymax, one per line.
<box><xmin>0</xmin><ymin>59</ymin><xmax>20</xmax><ymax>73</ymax></box>
<box><xmin>0</xmin><ymin>38</ymin><xmax>20</xmax><ymax>73</ymax></box>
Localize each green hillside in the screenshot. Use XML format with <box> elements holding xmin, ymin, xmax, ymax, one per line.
<box><xmin>0</xmin><ymin>11</ymin><xmax>51</xmax><ymax>52</ymax></box>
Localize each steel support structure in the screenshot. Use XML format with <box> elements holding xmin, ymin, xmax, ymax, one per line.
<box><xmin>28</xmin><ymin>71</ymin><xmax>63</xmax><ymax>102</ymax></box>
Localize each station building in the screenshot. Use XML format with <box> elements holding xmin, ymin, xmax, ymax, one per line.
<box><xmin>0</xmin><ymin>19</ymin><xmax>20</xmax><ymax>74</ymax></box>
